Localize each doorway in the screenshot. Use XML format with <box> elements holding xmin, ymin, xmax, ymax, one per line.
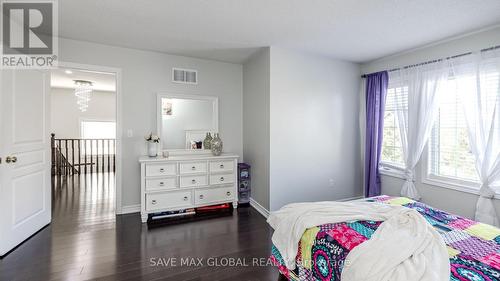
<box><xmin>50</xmin><ymin>65</ymin><xmax>119</xmax><ymax>225</ymax></box>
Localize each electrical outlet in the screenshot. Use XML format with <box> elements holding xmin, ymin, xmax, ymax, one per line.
<box><xmin>329</xmin><ymin>179</ymin><xmax>335</xmax><ymax>187</ymax></box>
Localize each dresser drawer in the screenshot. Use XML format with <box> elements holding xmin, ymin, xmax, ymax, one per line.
<box><xmin>179</xmin><ymin>161</ymin><xmax>207</xmax><ymax>174</ymax></box>
<box><xmin>210</xmin><ymin>173</ymin><xmax>235</xmax><ymax>185</ymax></box>
<box><xmin>194</xmin><ymin>187</ymin><xmax>235</xmax><ymax>205</ymax></box>
<box><xmin>145</xmin><ymin>163</ymin><xmax>177</xmax><ymax>177</ymax></box>
<box><xmin>146</xmin><ymin>190</ymin><xmax>192</xmax><ymax>211</ymax></box>
<box><xmin>180</xmin><ymin>175</ymin><xmax>207</xmax><ymax>188</ymax></box>
<box><xmin>209</xmin><ymin>160</ymin><xmax>234</xmax><ymax>173</ymax></box>
<box><xmin>145</xmin><ymin>177</ymin><xmax>177</xmax><ymax>191</ymax></box>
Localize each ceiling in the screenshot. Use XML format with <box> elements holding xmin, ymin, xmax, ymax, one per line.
<box><xmin>58</xmin><ymin>0</ymin><xmax>500</xmax><ymax>63</ymax></box>
<box><xmin>51</xmin><ymin>68</ymin><xmax>116</xmax><ymax>92</ymax></box>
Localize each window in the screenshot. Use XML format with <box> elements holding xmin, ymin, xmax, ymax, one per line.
<box><xmin>80</xmin><ymin>120</ymin><xmax>116</xmax><ymax>155</ymax></box>
<box><xmin>380</xmin><ymin>56</ymin><xmax>500</xmax><ymax>193</ymax></box>
<box><xmin>428</xmin><ymin>79</ymin><xmax>478</xmax><ymax>183</ymax></box>
<box><xmin>380</xmin><ymin>85</ymin><xmax>407</xmax><ymax>168</ymax></box>
<box><xmin>427</xmin><ymin>64</ymin><xmax>500</xmax><ymax>187</ymax></box>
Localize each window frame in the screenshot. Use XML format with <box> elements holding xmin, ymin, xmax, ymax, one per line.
<box><xmin>379</xmin><ymin>162</ymin><xmax>406</xmax><ymax>179</ymax></box>
<box><xmin>79</xmin><ymin>118</ymin><xmax>117</xmax><ymax>140</ymax></box>
<box><xmin>421</xmin><ymin>75</ymin><xmax>482</xmax><ymax>192</ymax></box>
<box><xmin>79</xmin><ymin>118</ymin><xmax>117</xmax><ymax>156</ymax></box>
<box><xmin>379</xmin><ymin>84</ymin><xmax>407</xmax><ymax>170</ymax></box>
<box><xmin>421</xmin><ymin>140</ymin><xmax>481</xmax><ymax>192</ymax></box>
<box><xmin>377</xmin><ymin>76</ymin><xmax>499</xmax><ymax>197</ymax></box>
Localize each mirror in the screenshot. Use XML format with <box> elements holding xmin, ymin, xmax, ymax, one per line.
<box><xmin>157</xmin><ymin>93</ymin><xmax>218</xmax><ymax>151</ymax></box>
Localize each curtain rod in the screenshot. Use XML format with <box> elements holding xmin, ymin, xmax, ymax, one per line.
<box><xmin>360</xmin><ymin>45</ymin><xmax>500</xmax><ymax>78</ymax></box>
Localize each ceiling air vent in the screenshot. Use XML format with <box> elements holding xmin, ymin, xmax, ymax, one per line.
<box><xmin>172</xmin><ymin>68</ymin><xmax>198</xmax><ymax>84</ymax></box>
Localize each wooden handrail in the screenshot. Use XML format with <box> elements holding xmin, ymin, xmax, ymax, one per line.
<box><xmin>51</xmin><ymin>133</ymin><xmax>116</xmax><ymax>175</ymax></box>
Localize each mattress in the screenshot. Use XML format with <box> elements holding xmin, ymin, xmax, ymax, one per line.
<box><xmin>270</xmin><ymin>196</ymin><xmax>500</xmax><ymax>281</ymax></box>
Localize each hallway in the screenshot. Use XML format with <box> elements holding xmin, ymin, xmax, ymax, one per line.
<box><xmin>52</xmin><ymin>173</ymin><xmax>116</xmax><ymax>233</ymax></box>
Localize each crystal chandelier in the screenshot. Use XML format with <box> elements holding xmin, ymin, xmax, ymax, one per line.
<box><xmin>74</xmin><ymin>80</ymin><xmax>93</xmax><ymax>112</ymax></box>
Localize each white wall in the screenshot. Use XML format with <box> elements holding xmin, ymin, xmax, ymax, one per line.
<box><xmin>361</xmin><ymin>26</ymin><xmax>500</xmax><ymax>219</ymax></box>
<box><xmin>242</xmin><ymin>48</ymin><xmax>271</xmax><ymax>210</ymax></box>
<box><xmin>50</xmin><ymin>88</ymin><xmax>116</xmax><ymax>138</ymax></box>
<box><xmin>269</xmin><ymin>47</ymin><xmax>362</xmax><ymax>211</ymax></box>
<box><xmin>58</xmin><ymin>38</ymin><xmax>243</xmax><ymax>209</ymax></box>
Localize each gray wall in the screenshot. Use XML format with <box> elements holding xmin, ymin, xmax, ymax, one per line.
<box><xmin>242</xmin><ymin>48</ymin><xmax>271</xmax><ymax>210</ymax></box>
<box><xmin>59</xmin><ymin>38</ymin><xmax>243</xmax><ymax>209</ymax></box>
<box><xmin>243</xmin><ymin>47</ymin><xmax>363</xmax><ymax>212</ymax></box>
<box><xmin>269</xmin><ymin>47</ymin><xmax>362</xmax><ymax>211</ymax></box>
<box><xmin>361</xmin><ymin>26</ymin><xmax>500</xmax><ymax>219</ymax></box>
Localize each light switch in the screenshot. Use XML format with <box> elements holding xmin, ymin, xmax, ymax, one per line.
<box><xmin>127</xmin><ymin>129</ymin><xmax>133</xmax><ymax>138</ymax></box>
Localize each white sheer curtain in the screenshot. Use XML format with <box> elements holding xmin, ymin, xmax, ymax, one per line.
<box><xmin>452</xmin><ymin>49</ymin><xmax>500</xmax><ymax>226</ymax></box>
<box><xmin>389</xmin><ymin>63</ymin><xmax>450</xmax><ymax>200</ymax></box>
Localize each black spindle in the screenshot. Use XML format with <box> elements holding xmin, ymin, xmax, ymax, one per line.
<box><xmin>101</xmin><ymin>139</ymin><xmax>105</xmax><ymax>173</ymax></box>
<box><xmin>78</xmin><ymin>139</ymin><xmax>81</xmax><ymax>175</ymax></box>
<box><xmin>107</xmin><ymin>140</ymin><xmax>110</xmax><ymax>173</ymax></box>
<box><xmin>71</xmin><ymin>139</ymin><xmax>75</xmax><ymax>175</ymax></box>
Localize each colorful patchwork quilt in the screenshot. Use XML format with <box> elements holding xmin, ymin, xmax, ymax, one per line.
<box><xmin>271</xmin><ymin>196</ymin><xmax>500</xmax><ymax>281</ymax></box>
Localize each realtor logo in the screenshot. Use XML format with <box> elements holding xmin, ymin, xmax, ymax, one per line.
<box><xmin>1</xmin><ymin>0</ymin><xmax>58</xmax><ymax>68</ymax></box>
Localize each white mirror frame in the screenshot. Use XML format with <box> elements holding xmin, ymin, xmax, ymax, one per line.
<box><xmin>156</xmin><ymin>93</ymin><xmax>219</xmax><ymax>155</ymax></box>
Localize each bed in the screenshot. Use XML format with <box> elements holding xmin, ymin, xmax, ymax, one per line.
<box><xmin>270</xmin><ymin>195</ymin><xmax>500</xmax><ymax>281</ymax></box>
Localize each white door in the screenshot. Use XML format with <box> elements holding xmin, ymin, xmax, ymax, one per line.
<box><xmin>0</xmin><ymin>69</ymin><xmax>51</xmax><ymax>256</ymax></box>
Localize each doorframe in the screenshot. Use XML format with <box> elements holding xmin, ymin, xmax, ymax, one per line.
<box><xmin>54</xmin><ymin>61</ymin><xmax>124</xmax><ymax>214</ymax></box>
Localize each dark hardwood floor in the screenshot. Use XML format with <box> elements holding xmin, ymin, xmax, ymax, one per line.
<box><xmin>0</xmin><ymin>173</ymin><xmax>277</xmax><ymax>281</ymax></box>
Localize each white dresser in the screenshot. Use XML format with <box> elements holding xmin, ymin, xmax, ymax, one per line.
<box><xmin>139</xmin><ymin>153</ymin><xmax>239</xmax><ymax>222</ymax></box>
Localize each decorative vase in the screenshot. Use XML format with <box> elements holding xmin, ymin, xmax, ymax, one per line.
<box><xmin>210</xmin><ymin>133</ymin><xmax>223</xmax><ymax>156</ymax></box>
<box><xmin>203</xmin><ymin>133</ymin><xmax>213</xmax><ymax>150</ymax></box>
<box><xmin>147</xmin><ymin>142</ymin><xmax>158</xmax><ymax>157</ymax></box>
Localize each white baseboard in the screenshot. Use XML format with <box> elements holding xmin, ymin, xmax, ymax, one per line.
<box><xmin>338</xmin><ymin>195</ymin><xmax>365</xmax><ymax>202</ymax></box>
<box><xmin>119</xmin><ymin>204</ymin><xmax>141</xmax><ymax>215</ymax></box>
<box><xmin>116</xmin><ymin>197</ymin><xmax>365</xmax><ymax>216</ymax></box>
<box><xmin>249</xmin><ymin>196</ymin><xmax>363</xmax><ymax>219</ymax></box>
<box><xmin>250</xmin><ymin>198</ymin><xmax>270</xmax><ymax>219</ymax></box>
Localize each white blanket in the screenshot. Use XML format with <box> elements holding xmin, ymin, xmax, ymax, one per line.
<box><xmin>267</xmin><ymin>201</ymin><xmax>450</xmax><ymax>281</ymax></box>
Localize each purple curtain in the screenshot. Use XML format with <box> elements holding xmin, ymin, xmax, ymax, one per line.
<box><xmin>364</xmin><ymin>71</ymin><xmax>388</xmax><ymax>197</ymax></box>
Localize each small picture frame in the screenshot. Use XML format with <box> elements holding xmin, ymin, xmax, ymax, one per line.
<box><xmin>162</xmin><ymin>100</ymin><xmax>173</xmax><ymax>116</ymax></box>
<box><xmin>190</xmin><ymin>140</ymin><xmax>203</xmax><ymax>149</ymax></box>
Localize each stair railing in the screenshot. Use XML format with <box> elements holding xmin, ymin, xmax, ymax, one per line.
<box><xmin>51</xmin><ymin>133</ymin><xmax>116</xmax><ymax>175</ymax></box>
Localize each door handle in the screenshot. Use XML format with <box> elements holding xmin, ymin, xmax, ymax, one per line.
<box><xmin>5</xmin><ymin>156</ymin><xmax>17</xmax><ymax>163</ymax></box>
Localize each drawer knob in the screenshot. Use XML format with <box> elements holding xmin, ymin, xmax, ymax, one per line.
<box><xmin>220</xmin><ymin>177</ymin><xmax>225</xmax><ymax>182</ymax></box>
<box><xmin>183</xmin><ymin>196</ymin><xmax>188</xmax><ymax>201</ymax></box>
<box><xmin>191</xmin><ymin>179</ymin><xmax>196</xmax><ymax>184</ymax></box>
<box><xmin>159</xmin><ymin>182</ymin><xmax>164</xmax><ymax>186</ymax></box>
<box><xmin>220</xmin><ymin>164</ymin><xmax>224</xmax><ymax>169</ymax></box>
<box><xmin>226</xmin><ymin>191</ymin><xmax>231</xmax><ymax>196</ymax></box>
<box><xmin>159</xmin><ymin>168</ymin><xmax>165</xmax><ymax>173</ymax></box>
<box><xmin>199</xmin><ymin>195</ymin><xmax>204</xmax><ymax>199</ymax></box>
<box><xmin>191</xmin><ymin>166</ymin><xmax>196</xmax><ymax>170</ymax></box>
<box><xmin>151</xmin><ymin>200</ymin><xmax>157</xmax><ymax>205</ymax></box>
